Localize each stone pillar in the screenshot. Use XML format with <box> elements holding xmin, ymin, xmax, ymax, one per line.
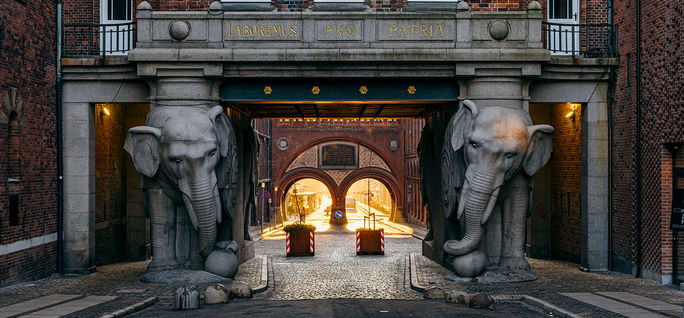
<box><xmin>62</xmin><ymin>101</ymin><xmax>96</xmax><ymax>274</ymax></box>
<box><xmin>458</xmin><ymin>77</ymin><xmax>528</xmax><ymax>109</ymax></box>
<box><xmin>580</xmin><ymin>82</ymin><xmax>609</xmax><ymax>271</ymax></box>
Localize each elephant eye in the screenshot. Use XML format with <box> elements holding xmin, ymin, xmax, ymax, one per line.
<box><xmin>172</xmin><ymin>158</ymin><xmax>184</xmax><ymax>164</ymax></box>
<box><xmin>470</xmin><ymin>141</ymin><xmax>479</xmax><ymax>149</ymax></box>
<box><xmin>208</xmin><ymin>150</ymin><xmax>216</xmax><ymax>157</ymax></box>
<box><xmin>505</xmin><ymin>152</ymin><xmax>517</xmax><ymax>159</ymax></box>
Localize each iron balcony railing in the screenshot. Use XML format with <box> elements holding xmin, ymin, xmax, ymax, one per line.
<box><xmin>62</xmin><ymin>22</ymin><xmax>136</xmax><ymax>57</ymax></box>
<box><xmin>542</xmin><ymin>22</ymin><xmax>618</xmax><ymax>58</ymax></box>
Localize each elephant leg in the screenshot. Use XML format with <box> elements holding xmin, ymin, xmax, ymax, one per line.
<box><xmin>147</xmin><ymin>189</ymin><xmax>179</xmax><ymax>271</ymax></box>
<box><xmin>485</xmin><ymin>205</ymin><xmax>502</xmax><ymax>267</ymax></box>
<box><xmin>500</xmin><ymin>175</ymin><xmax>531</xmax><ymax>270</ymax></box>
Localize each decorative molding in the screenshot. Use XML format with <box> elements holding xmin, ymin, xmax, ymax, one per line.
<box><xmin>0</xmin><ymin>233</ymin><xmax>58</xmax><ymax>256</ymax></box>
<box><xmin>0</xmin><ymin>88</ymin><xmax>24</xmax><ymax>125</ymax></box>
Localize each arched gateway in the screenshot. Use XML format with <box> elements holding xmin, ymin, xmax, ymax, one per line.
<box><xmin>59</xmin><ymin>1</ymin><xmax>614</xmax><ymax>278</ymax></box>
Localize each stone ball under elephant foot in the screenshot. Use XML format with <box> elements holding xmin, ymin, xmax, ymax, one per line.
<box><xmin>205</xmin><ymin>249</ymin><xmax>239</xmax><ymax>278</ymax></box>
<box><xmin>229</xmin><ymin>281</ymin><xmax>253</xmax><ymax>299</ymax></box>
<box><xmin>451</xmin><ymin>251</ymin><xmax>486</xmax><ymax>278</ymax></box>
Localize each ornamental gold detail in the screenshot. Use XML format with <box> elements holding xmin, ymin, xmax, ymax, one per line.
<box><xmin>264</xmin><ymin>86</ymin><xmax>272</xmax><ymax>95</ymax></box>
<box><xmin>407</xmin><ymin>86</ymin><xmax>417</xmax><ymax>94</ymax></box>
<box><xmin>359</xmin><ymin>86</ymin><xmax>368</xmax><ymax>95</ymax></box>
<box><xmin>312</xmin><ymin>86</ymin><xmax>321</xmax><ymax>95</ymax></box>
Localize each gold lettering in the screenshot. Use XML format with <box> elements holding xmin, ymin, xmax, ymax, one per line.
<box><xmin>436</xmin><ymin>24</ymin><xmax>444</xmax><ymax>37</ymax></box>
<box><xmin>410</xmin><ymin>25</ymin><xmax>417</xmax><ymax>36</ymax></box>
<box><xmin>258</xmin><ymin>25</ymin><xmax>265</xmax><ymax>37</ymax></box>
<box><xmin>419</xmin><ymin>25</ymin><xmax>428</xmax><ymax>37</ymax></box>
<box><xmin>289</xmin><ymin>25</ymin><xmax>297</xmax><ymax>37</ymax></box>
<box><xmin>235</xmin><ymin>25</ymin><xmax>242</xmax><ymax>36</ymax></box>
<box><xmin>324</xmin><ymin>25</ymin><xmax>332</xmax><ymax>36</ymax></box>
<box><xmin>389</xmin><ymin>24</ymin><xmax>397</xmax><ymax>37</ymax></box>
<box><xmin>274</xmin><ymin>25</ymin><xmax>282</xmax><ymax>36</ymax></box>
<box><xmin>346</xmin><ymin>25</ymin><xmax>354</xmax><ymax>36</ymax></box>
<box><xmin>242</xmin><ymin>25</ymin><xmax>249</xmax><ymax>37</ymax></box>
<box><xmin>335</xmin><ymin>25</ymin><xmax>343</xmax><ymax>37</ymax></box>
<box><xmin>250</xmin><ymin>25</ymin><xmax>257</xmax><ymax>37</ymax></box>
<box><xmin>227</xmin><ymin>24</ymin><xmax>233</xmax><ymax>36</ymax></box>
<box><xmin>429</xmin><ymin>24</ymin><xmax>433</xmax><ymax>37</ymax></box>
<box><xmin>265</xmin><ymin>25</ymin><xmax>272</xmax><ymax>36</ymax></box>
<box><xmin>399</xmin><ymin>25</ymin><xmax>407</xmax><ymax>37</ymax></box>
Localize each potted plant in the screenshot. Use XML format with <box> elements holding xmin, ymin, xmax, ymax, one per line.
<box><xmin>284</xmin><ymin>223</ymin><xmax>316</xmax><ymax>256</ymax></box>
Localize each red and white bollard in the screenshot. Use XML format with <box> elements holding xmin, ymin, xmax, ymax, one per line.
<box><xmin>380</xmin><ymin>229</ymin><xmax>385</xmax><ymax>253</ymax></box>
<box><xmin>286</xmin><ymin>232</ymin><xmax>291</xmax><ymax>255</ymax></box>
<box><xmin>309</xmin><ymin>231</ymin><xmax>315</xmax><ymax>253</ymax></box>
<box><xmin>356</xmin><ymin>231</ymin><xmax>361</xmax><ymax>253</ymax></box>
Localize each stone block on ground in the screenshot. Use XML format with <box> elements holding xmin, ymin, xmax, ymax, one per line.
<box><xmin>424</xmin><ymin>287</ymin><xmax>446</xmax><ymax>299</ymax></box>
<box><xmin>445</xmin><ymin>290</ymin><xmax>470</xmax><ymax>304</ymax></box>
<box><xmin>174</xmin><ymin>285</ymin><xmax>200</xmax><ymax>310</ymax></box>
<box><xmin>469</xmin><ymin>293</ymin><xmax>495</xmax><ymax>310</ymax></box>
<box><xmin>141</xmin><ymin>269</ymin><xmax>231</xmax><ymax>284</ymax></box>
<box><xmin>204</xmin><ymin>284</ymin><xmax>229</xmax><ymax>304</ymax></box>
<box><xmin>229</xmin><ymin>281</ymin><xmax>253</xmax><ymax>298</ymax></box>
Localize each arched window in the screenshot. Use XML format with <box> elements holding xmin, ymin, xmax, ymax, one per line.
<box><xmin>7</xmin><ymin>111</ymin><xmax>20</xmax><ymax>179</ymax></box>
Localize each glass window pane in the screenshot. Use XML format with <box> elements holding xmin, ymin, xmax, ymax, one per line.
<box><xmin>112</xmin><ymin>0</ymin><xmax>127</xmax><ymax>20</ymax></box>
<box><xmin>552</xmin><ymin>0</ymin><xmax>569</xmax><ymax>19</ymax></box>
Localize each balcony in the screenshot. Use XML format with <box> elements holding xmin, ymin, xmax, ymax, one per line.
<box><xmin>62</xmin><ymin>22</ymin><xmax>136</xmax><ymax>57</ymax></box>
<box><xmin>542</xmin><ymin>22</ymin><xmax>618</xmax><ymax>58</ymax></box>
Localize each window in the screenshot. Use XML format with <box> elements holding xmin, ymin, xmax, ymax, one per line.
<box><xmin>107</xmin><ymin>0</ymin><xmax>132</xmax><ymax>21</ymax></box>
<box><xmin>9</xmin><ymin>195</ymin><xmax>19</xmax><ymax>226</ymax></box>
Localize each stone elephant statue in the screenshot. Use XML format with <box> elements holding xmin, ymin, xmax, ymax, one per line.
<box><xmin>441</xmin><ymin>100</ymin><xmax>553</xmax><ymax>277</ymax></box>
<box><xmin>124</xmin><ymin>105</ymin><xmax>239</xmax><ymax>275</ymax></box>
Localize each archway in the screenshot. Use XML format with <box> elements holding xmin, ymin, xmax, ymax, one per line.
<box><xmin>280</xmin><ymin>177</ymin><xmax>335</xmax><ymax>232</ymax></box>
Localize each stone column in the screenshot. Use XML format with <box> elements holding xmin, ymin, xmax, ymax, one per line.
<box><xmin>581</xmin><ymin>82</ymin><xmax>610</xmax><ymax>272</ymax></box>
<box><xmin>457</xmin><ymin>77</ymin><xmax>529</xmax><ymax>109</ymax></box>
<box><xmin>62</xmin><ymin>101</ymin><xmax>96</xmax><ymax>274</ymax></box>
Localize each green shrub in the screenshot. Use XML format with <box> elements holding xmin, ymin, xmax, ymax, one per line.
<box><xmin>284</xmin><ymin>223</ymin><xmax>316</xmax><ymax>233</ymax></box>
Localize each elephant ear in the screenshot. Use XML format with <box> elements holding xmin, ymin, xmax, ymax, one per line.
<box><xmin>124</xmin><ymin>126</ymin><xmax>162</xmax><ymax>178</ymax></box>
<box><xmin>523</xmin><ymin>124</ymin><xmax>554</xmax><ymax>176</ymax></box>
<box><xmin>208</xmin><ymin>106</ymin><xmax>239</xmax><ymax>219</ymax></box>
<box><xmin>441</xmin><ymin>100</ymin><xmax>478</xmax><ymax>218</ymax></box>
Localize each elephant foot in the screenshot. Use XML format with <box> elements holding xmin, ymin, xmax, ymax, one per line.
<box><xmin>499</xmin><ymin>257</ymin><xmax>530</xmax><ymax>271</ymax></box>
<box><xmin>147</xmin><ymin>257</ymin><xmax>179</xmax><ymax>272</ymax></box>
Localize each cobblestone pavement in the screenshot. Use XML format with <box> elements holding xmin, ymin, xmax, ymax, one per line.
<box><xmin>255</xmin><ymin>230</ymin><xmax>422</xmax><ymax>300</ymax></box>
<box><xmin>415</xmin><ymin>254</ymin><xmax>684</xmax><ymax>317</ymax></box>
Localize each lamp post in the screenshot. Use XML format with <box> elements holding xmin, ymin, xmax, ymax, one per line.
<box><xmin>261</xmin><ymin>182</ymin><xmax>266</xmax><ymax>234</ymax></box>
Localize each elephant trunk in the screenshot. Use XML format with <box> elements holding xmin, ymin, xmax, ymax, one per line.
<box><xmin>182</xmin><ymin>177</ymin><xmax>218</xmax><ymax>258</ymax></box>
<box><xmin>444</xmin><ymin>170</ymin><xmax>500</xmax><ymax>256</ymax></box>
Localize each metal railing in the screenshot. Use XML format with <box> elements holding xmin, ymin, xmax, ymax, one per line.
<box><xmin>62</xmin><ymin>22</ymin><xmax>136</xmax><ymax>57</ymax></box>
<box><xmin>542</xmin><ymin>22</ymin><xmax>618</xmax><ymax>58</ymax></box>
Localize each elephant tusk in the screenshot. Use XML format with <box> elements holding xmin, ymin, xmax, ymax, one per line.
<box><xmin>481</xmin><ymin>187</ymin><xmax>501</xmax><ymax>225</ymax></box>
<box><xmin>214</xmin><ymin>184</ymin><xmax>222</xmax><ymax>224</ymax></box>
<box><xmin>457</xmin><ymin>180</ymin><xmax>469</xmax><ymax>220</ymax></box>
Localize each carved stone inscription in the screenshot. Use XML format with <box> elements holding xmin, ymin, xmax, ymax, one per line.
<box><xmin>319</xmin><ymin>142</ymin><xmax>358</xmax><ymax>169</ymax></box>
<box><xmin>224</xmin><ymin>20</ymin><xmax>302</xmax><ymax>41</ymax></box>
<box><xmin>378</xmin><ymin>20</ymin><xmax>454</xmax><ymax>41</ymax></box>
<box><xmin>316</xmin><ymin>20</ymin><xmax>363</xmax><ymax>41</ymax></box>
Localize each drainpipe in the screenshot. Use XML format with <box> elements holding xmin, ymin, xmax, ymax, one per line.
<box><xmin>267</xmin><ymin>119</ymin><xmax>272</xmax><ymax>222</ymax></box>
<box><xmin>635</xmin><ymin>0</ymin><xmax>642</xmax><ymax>278</ymax></box>
<box><xmin>606</xmin><ymin>0</ymin><xmax>615</xmax><ymax>270</ymax></box>
<box><xmin>56</xmin><ymin>0</ymin><xmax>64</xmax><ymax>275</ymax></box>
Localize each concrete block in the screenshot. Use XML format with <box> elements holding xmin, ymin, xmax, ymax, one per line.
<box><xmin>339</xmin><ymin>49</ymin><xmax>394</xmax><ymax>61</ymax></box>
<box><xmin>584</xmin><ymin>250</ymin><xmax>608</xmax><ymax>270</ymax></box>
<box><xmin>584</xmin><ymin>102</ymin><xmax>608</xmax><ymax>122</ymax></box>
<box><xmin>585</xmin><ymin>194</ymin><xmax>608</xmax><ymax>215</ymax></box>
<box><xmin>586</xmin><ymin>176</ymin><xmax>608</xmax><ymax>195</ymax></box>
<box><xmin>64</xmin><ymin>194</ymin><xmax>92</xmax><ymax>213</ymax></box>
<box><xmin>287</xmin><ymin>49</ymin><xmax>340</xmax><ymax>61</ymax></box>
<box><xmin>393</xmin><ymin>48</ymin><xmax>446</xmax><ymax>61</ymax></box>
<box><xmin>585</xmin><ymin>231</ymin><xmax>608</xmax><ymax>251</ymax></box>
<box><xmin>586</xmin><ymin>210</ymin><xmax>608</xmax><ymax>233</ymax></box>
<box><xmin>64</xmin><ymin>175</ymin><xmax>91</xmax><ymax>194</ymax></box>
<box><xmin>583</xmin><ymin>121</ymin><xmax>608</xmax><ymax>141</ymax></box>
<box><xmin>586</xmin><ymin>139</ymin><xmax>608</xmax><ymax>159</ymax></box>
<box><xmin>232</xmin><ymin>49</ymin><xmax>288</xmax><ymax>61</ymax></box>
<box><xmin>63</xmin><ymin>102</ymin><xmax>92</xmax><ymax>121</ymax></box>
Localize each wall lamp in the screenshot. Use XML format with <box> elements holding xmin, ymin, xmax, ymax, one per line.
<box><xmin>103</xmin><ymin>107</ymin><xmax>110</xmax><ymax>116</ymax></box>
<box><xmin>565</xmin><ymin>103</ymin><xmax>579</xmax><ymax>118</ymax></box>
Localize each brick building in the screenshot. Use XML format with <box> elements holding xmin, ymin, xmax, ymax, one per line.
<box><xmin>1</xmin><ymin>0</ymin><xmax>681</xmax><ymax>287</ymax></box>
<box><xmin>0</xmin><ymin>0</ymin><xmax>58</xmax><ymax>285</ymax></box>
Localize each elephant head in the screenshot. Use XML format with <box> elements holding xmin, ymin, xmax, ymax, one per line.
<box><xmin>124</xmin><ymin>105</ymin><xmax>238</xmax><ymax>258</ymax></box>
<box><xmin>442</xmin><ymin>100</ymin><xmax>553</xmax><ymax>256</ymax></box>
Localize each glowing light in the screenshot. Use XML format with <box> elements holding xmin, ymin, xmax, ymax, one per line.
<box><xmin>565</xmin><ymin>111</ymin><xmax>574</xmax><ymax>118</ymax></box>
<box><xmin>103</xmin><ymin>107</ymin><xmax>110</xmax><ymax>116</ymax></box>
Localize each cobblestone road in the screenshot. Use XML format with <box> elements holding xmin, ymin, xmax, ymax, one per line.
<box><xmin>255</xmin><ymin>230</ymin><xmax>423</xmax><ymax>300</ymax></box>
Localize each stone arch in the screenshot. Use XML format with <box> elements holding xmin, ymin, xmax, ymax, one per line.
<box><xmin>0</xmin><ymin>88</ymin><xmax>24</xmax><ymax>125</ymax></box>
<box><xmin>275</xmin><ymin>137</ymin><xmax>398</xmax><ymax>184</ymax></box>
<box><xmin>339</xmin><ymin>167</ymin><xmax>403</xmax><ymax>222</ymax></box>
<box><xmin>277</xmin><ymin>167</ymin><xmax>342</xmax><ymax>210</ymax></box>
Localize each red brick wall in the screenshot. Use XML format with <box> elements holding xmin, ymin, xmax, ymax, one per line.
<box><xmin>95</xmin><ymin>104</ymin><xmax>128</xmax><ymax>266</ymax></box>
<box><xmin>405</xmin><ymin>119</ymin><xmax>426</xmax><ymax>225</ymax></box>
<box><xmin>0</xmin><ymin>0</ymin><xmax>58</xmax><ymax>285</ymax></box>
<box><xmin>550</xmin><ymin>103</ymin><xmax>582</xmax><ymax>262</ymax></box>
<box><xmin>612</xmin><ymin>0</ymin><xmax>684</xmax><ymax>277</ymax></box>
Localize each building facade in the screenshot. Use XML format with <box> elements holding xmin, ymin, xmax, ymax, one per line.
<box><xmin>0</xmin><ymin>0</ymin><xmax>680</xmax><ymax>287</ymax></box>
<box><xmin>0</xmin><ymin>0</ymin><xmax>59</xmax><ymax>285</ymax></box>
